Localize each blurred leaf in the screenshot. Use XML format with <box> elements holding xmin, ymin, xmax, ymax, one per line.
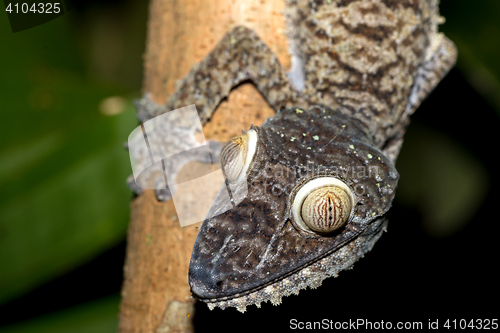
<box><xmin>396</xmin><ymin>123</ymin><xmax>488</xmax><ymax>237</ymax></box>
<box><xmin>0</xmin><ymin>295</ymin><xmax>120</xmax><ymax>333</ymax></box>
<box><xmin>441</xmin><ymin>0</ymin><xmax>500</xmax><ymax>113</ymax></box>
<box><xmin>0</xmin><ymin>11</ymin><xmax>137</xmax><ymax>303</ymax></box>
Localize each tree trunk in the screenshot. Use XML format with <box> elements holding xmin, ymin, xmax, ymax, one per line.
<box><xmin>118</xmin><ymin>0</ymin><xmax>289</xmax><ymax>332</ymax></box>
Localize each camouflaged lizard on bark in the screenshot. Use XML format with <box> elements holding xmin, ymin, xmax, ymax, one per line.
<box><xmin>132</xmin><ymin>0</ymin><xmax>456</xmax><ymax>312</ymax></box>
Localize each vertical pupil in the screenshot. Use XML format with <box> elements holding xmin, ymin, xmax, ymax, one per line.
<box><xmin>301</xmin><ymin>186</ymin><xmax>352</xmax><ymax>233</ymax></box>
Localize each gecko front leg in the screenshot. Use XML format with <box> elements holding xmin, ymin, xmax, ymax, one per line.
<box><xmin>138</xmin><ymin>26</ymin><xmax>307</xmax><ymax>124</ymax></box>
<box><xmin>130</xmin><ymin>26</ymin><xmax>308</xmax><ymax>201</ymax></box>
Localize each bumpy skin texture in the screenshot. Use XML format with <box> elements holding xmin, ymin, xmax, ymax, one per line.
<box><xmin>285</xmin><ymin>0</ymin><xmax>456</xmax><ymax>159</ymax></box>
<box><xmin>190</xmin><ymin>106</ymin><xmax>398</xmax><ymax>310</ymax></box>
<box><xmin>132</xmin><ymin>0</ymin><xmax>456</xmax><ymax>312</ymax></box>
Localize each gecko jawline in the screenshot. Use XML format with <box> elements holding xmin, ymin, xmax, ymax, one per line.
<box><xmin>189</xmin><ymin>106</ymin><xmax>398</xmax><ymax>312</ymax></box>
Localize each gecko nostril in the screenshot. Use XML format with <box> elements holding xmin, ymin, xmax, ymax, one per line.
<box><xmin>216</xmin><ymin>280</ymin><xmax>224</xmax><ymax>288</ymax></box>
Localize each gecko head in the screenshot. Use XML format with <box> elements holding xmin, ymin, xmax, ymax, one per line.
<box><xmin>189</xmin><ymin>106</ymin><xmax>398</xmax><ymax>311</ymax></box>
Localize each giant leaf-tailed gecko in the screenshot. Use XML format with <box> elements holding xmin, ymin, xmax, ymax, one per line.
<box><xmin>131</xmin><ymin>0</ymin><xmax>456</xmax><ymax>313</ymax></box>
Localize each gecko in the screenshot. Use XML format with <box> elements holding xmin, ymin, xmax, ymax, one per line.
<box><xmin>130</xmin><ymin>0</ymin><xmax>456</xmax><ymax>313</ymax></box>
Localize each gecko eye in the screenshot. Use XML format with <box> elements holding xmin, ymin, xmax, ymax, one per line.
<box><xmin>292</xmin><ymin>177</ymin><xmax>355</xmax><ymax>234</ymax></box>
<box><xmin>220</xmin><ymin>129</ymin><xmax>257</xmax><ymax>183</ymax></box>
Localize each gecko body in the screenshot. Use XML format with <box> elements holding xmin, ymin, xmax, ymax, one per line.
<box><xmin>131</xmin><ymin>0</ymin><xmax>456</xmax><ymax>312</ymax></box>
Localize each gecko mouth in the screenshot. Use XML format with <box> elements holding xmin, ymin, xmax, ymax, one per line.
<box><xmin>189</xmin><ymin>216</ymin><xmax>388</xmax><ymax>312</ymax></box>
<box><xmin>189</xmin><ymin>232</ymin><xmax>357</xmax><ymax>301</ymax></box>
<box><xmin>188</xmin><ymin>192</ymin><xmax>366</xmax><ymax>303</ymax></box>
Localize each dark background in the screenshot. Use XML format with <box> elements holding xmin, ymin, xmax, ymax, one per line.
<box><xmin>0</xmin><ymin>0</ymin><xmax>499</xmax><ymax>332</ymax></box>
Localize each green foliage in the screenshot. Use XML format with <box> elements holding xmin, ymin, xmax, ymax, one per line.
<box><xmin>393</xmin><ymin>0</ymin><xmax>500</xmax><ymax>236</ymax></box>
<box><xmin>396</xmin><ymin>123</ymin><xmax>488</xmax><ymax>237</ymax></box>
<box><xmin>0</xmin><ymin>295</ymin><xmax>120</xmax><ymax>333</ymax></box>
<box><xmin>441</xmin><ymin>0</ymin><xmax>500</xmax><ymax>113</ymax></box>
<box><xmin>0</xmin><ymin>9</ymin><xmax>137</xmax><ymax>306</ymax></box>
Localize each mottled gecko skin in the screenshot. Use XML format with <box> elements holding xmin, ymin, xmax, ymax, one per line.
<box><xmin>285</xmin><ymin>0</ymin><xmax>456</xmax><ymax>160</ymax></box>
<box><xmin>134</xmin><ymin>0</ymin><xmax>456</xmax><ymax>312</ymax></box>
<box><xmin>190</xmin><ymin>106</ymin><xmax>398</xmax><ymax>311</ymax></box>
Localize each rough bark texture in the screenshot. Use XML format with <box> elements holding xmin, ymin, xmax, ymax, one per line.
<box><xmin>118</xmin><ymin>0</ymin><xmax>289</xmax><ymax>332</ymax></box>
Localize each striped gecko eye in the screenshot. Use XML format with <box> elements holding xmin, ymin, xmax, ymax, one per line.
<box><xmin>220</xmin><ymin>129</ymin><xmax>257</xmax><ymax>183</ymax></box>
<box><xmin>292</xmin><ymin>177</ymin><xmax>355</xmax><ymax>234</ymax></box>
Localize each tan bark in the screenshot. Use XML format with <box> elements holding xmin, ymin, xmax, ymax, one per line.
<box><xmin>118</xmin><ymin>0</ymin><xmax>289</xmax><ymax>332</ymax></box>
